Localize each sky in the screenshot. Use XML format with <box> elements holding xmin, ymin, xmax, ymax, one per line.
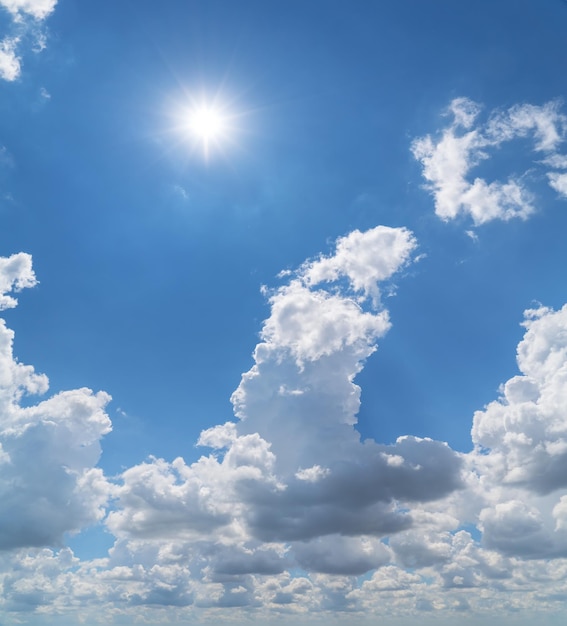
<box><xmin>1</xmin><ymin>0</ymin><xmax>567</xmax><ymax>624</ymax></box>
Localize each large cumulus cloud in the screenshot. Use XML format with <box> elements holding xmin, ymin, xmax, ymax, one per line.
<box><xmin>465</xmin><ymin>305</ymin><xmax>567</xmax><ymax>559</ymax></box>
<box><xmin>0</xmin><ymin>253</ymin><xmax>112</xmax><ymax>550</ymax></box>
<box><xmin>107</xmin><ymin>226</ymin><xmax>464</xmax><ymax>568</ymax></box>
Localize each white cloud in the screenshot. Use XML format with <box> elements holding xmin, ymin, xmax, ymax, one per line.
<box><xmin>105</xmin><ymin>225</ymin><xmax>463</xmax><ymax>592</ymax></box>
<box><xmin>0</xmin><ymin>0</ymin><xmax>56</xmax><ymax>81</ymax></box>
<box><xmin>2</xmin><ymin>232</ymin><xmax>567</xmax><ymax>621</ymax></box>
<box><xmin>543</xmin><ymin>153</ymin><xmax>567</xmax><ymax>169</ymax></box>
<box><xmin>413</xmin><ymin>98</ymin><xmax>567</xmax><ymax>224</ymax></box>
<box><xmin>472</xmin><ymin>305</ymin><xmax>567</xmax><ymax>495</ymax></box>
<box><xmin>301</xmin><ymin>225</ymin><xmax>417</xmax><ymax>304</ymax></box>
<box><xmin>0</xmin><ymin>254</ymin><xmax>113</xmax><ymax>551</ymax></box>
<box><xmin>0</xmin><ymin>252</ymin><xmax>37</xmax><ymax>310</ymax></box>
<box><xmin>478</xmin><ymin>501</ymin><xmax>559</xmax><ymax>558</ymax></box>
<box><xmin>0</xmin><ymin>36</ymin><xmax>20</xmax><ymax>81</ymax></box>
<box><xmin>295</xmin><ymin>464</ymin><xmax>329</xmax><ymax>482</ymax></box>
<box><xmin>458</xmin><ymin>305</ymin><xmax>567</xmax><ymax>561</ymax></box>
<box><xmin>0</xmin><ymin>0</ymin><xmax>57</xmax><ymax>20</ymax></box>
<box><xmin>548</xmin><ymin>172</ymin><xmax>567</xmax><ymax>198</ymax></box>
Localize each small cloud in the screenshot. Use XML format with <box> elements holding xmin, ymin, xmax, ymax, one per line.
<box><xmin>548</xmin><ymin>171</ymin><xmax>567</xmax><ymax>198</ymax></box>
<box><xmin>0</xmin><ymin>1</ymin><xmax>57</xmax><ymax>82</ymax></box>
<box><xmin>295</xmin><ymin>465</ymin><xmax>330</xmax><ymax>482</ymax></box>
<box><xmin>32</xmin><ymin>30</ymin><xmax>47</xmax><ymax>52</ymax></box>
<box><xmin>412</xmin><ymin>98</ymin><xmax>567</xmax><ymax>225</ymax></box>
<box><xmin>172</xmin><ymin>184</ymin><xmax>189</xmax><ymax>201</ymax></box>
<box><xmin>0</xmin><ymin>36</ymin><xmax>21</xmax><ymax>81</ymax></box>
<box><xmin>0</xmin><ymin>145</ymin><xmax>15</xmax><ymax>168</ymax></box>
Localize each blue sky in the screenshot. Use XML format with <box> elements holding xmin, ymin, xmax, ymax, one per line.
<box><xmin>1</xmin><ymin>1</ymin><xmax>567</xmax><ymax>624</ymax></box>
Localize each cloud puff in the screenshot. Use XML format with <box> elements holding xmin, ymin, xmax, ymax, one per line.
<box><xmin>459</xmin><ymin>305</ymin><xmax>567</xmax><ymax>560</ymax></box>
<box><xmin>0</xmin><ymin>0</ymin><xmax>56</xmax><ymax>81</ymax></box>
<box><xmin>0</xmin><ymin>0</ymin><xmax>56</xmax><ymax>20</ymax></box>
<box><xmin>545</xmin><ymin>153</ymin><xmax>567</xmax><ymax>198</ymax></box>
<box><xmin>0</xmin><ymin>252</ymin><xmax>37</xmax><ymax>310</ymax></box>
<box><xmin>0</xmin><ymin>36</ymin><xmax>20</xmax><ymax>81</ymax></box>
<box><xmin>472</xmin><ymin>305</ymin><xmax>567</xmax><ymax>495</ymax></box>
<box><xmin>412</xmin><ymin>98</ymin><xmax>567</xmax><ymax>225</ymax></box>
<box><xmin>0</xmin><ymin>254</ymin><xmax>112</xmax><ymax>550</ymax></box>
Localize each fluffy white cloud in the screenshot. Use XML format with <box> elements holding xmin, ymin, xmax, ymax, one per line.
<box><xmin>301</xmin><ymin>225</ymin><xmax>417</xmax><ymax>304</ymax></box>
<box><xmin>0</xmin><ymin>0</ymin><xmax>56</xmax><ymax>20</ymax></box>
<box><xmin>0</xmin><ymin>36</ymin><xmax>20</xmax><ymax>81</ymax></box>
<box><xmin>102</xmin><ymin>225</ymin><xmax>464</xmax><ymax>608</ymax></box>
<box><xmin>412</xmin><ymin>98</ymin><xmax>567</xmax><ymax>224</ymax></box>
<box><xmin>459</xmin><ymin>305</ymin><xmax>567</xmax><ymax>560</ymax></box>
<box><xmin>0</xmin><ymin>254</ymin><xmax>112</xmax><ymax>550</ymax></box>
<box><xmin>472</xmin><ymin>305</ymin><xmax>567</xmax><ymax>495</ymax></box>
<box><xmin>0</xmin><ymin>0</ymin><xmax>56</xmax><ymax>81</ymax></box>
<box><xmin>0</xmin><ymin>252</ymin><xmax>37</xmax><ymax>310</ymax></box>
<box><xmin>2</xmin><ymin>230</ymin><xmax>567</xmax><ymax>622</ymax></box>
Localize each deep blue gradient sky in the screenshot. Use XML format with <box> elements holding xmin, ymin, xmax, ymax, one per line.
<box><xmin>2</xmin><ymin>2</ymin><xmax>567</xmax><ymax>625</ymax></box>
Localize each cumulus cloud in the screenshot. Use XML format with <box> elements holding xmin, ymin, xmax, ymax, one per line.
<box><xmin>472</xmin><ymin>305</ymin><xmax>567</xmax><ymax>495</ymax></box>
<box><xmin>0</xmin><ymin>254</ymin><xmax>112</xmax><ymax>550</ymax></box>
<box><xmin>457</xmin><ymin>304</ymin><xmax>567</xmax><ymax>561</ymax></box>
<box><xmin>412</xmin><ymin>98</ymin><xmax>567</xmax><ymax>224</ymax></box>
<box><xmin>2</xmin><ymin>223</ymin><xmax>567</xmax><ymax>621</ymax></box>
<box><xmin>292</xmin><ymin>535</ymin><xmax>391</xmax><ymax>575</ymax></box>
<box><xmin>102</xmin><ymin>224</ymin><xmax>464</xmax><ymax>601</ymax></box>
<box><xmin>0</xmin><ymin>252</ymin><xmax>37</xmax><ymax>309</ymax></box>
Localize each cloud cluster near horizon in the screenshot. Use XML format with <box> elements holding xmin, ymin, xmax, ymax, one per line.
<box><xmin>0</xmin><ymin>0</ymin><xmax>56</xmax><ymax>81</ymax></box>
<box><xmin>1</xmin><ymin>98</ymin><xmax>567</xmax><ymax>622</ymax></box>
<box><xmin>412</xmin><ymin>97</ymin><xmax>567</xmax><ymax>225</ymax></box>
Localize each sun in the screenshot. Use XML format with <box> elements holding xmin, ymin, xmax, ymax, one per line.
<box><xmin>183</xmin><ymin>101</ymin><xmax>233</xmax><ymax>158</ymax></box>
<box><xmin>188</xmin><ymin>106</ymin><xmax>227</xmax><ymax>141</ymax></box>
<box><xmin>168</xmin><ymin>90</ymin><xmax>243</xmax><ymax>160</ymax></box>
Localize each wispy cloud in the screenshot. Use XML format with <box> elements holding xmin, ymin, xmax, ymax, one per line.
<box><xmin>0</xmin><ymin>0</ymin><xmax>57</xmax><ymax>81</ymax></box>
<box><xmin>0</xmin><ymin>0</ymin><xmax>57</xmax><ymax>21</ymax></box>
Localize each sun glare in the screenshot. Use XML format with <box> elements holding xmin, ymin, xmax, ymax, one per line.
<box><xmin>182</xmin><ymin>101</ymin><xmax>232</xmax><ymax>158</ymax></box>
<box><xmin>189</xmin><ymin>107</ymin><xmax>226</xmax><ymax>140</ymax></box>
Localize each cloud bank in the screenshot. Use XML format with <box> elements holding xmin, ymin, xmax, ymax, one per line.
<box><xmin>1</xmin><ymin>98</ymin><xmax>567</xmax><ymax>624</ymax></box>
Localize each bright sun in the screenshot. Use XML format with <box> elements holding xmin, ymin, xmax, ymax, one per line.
<box><xmin>184</xmin><ymin>102</ymin><xmax>231</xmax><ymax>157</ymax></box>
<box><xmin>188</xmin><ymin>106</ymin><xmax>227</xmax><ymax>140</ymax></box>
